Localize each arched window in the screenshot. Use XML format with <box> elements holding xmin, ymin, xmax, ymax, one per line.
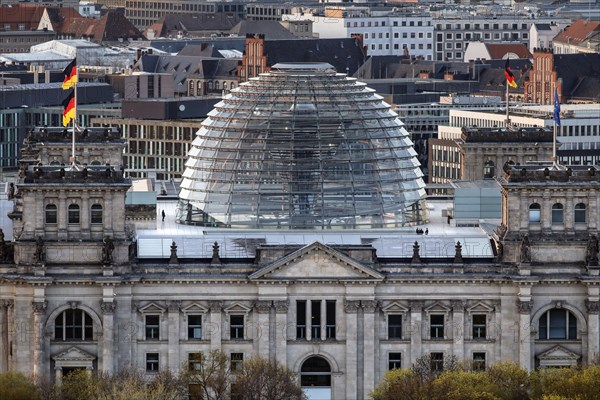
<box><xmin>574</xmin><ymin>203</ymin><xmax>586</xmax><ymax>224</ymax></box>
<box><xmin>552</xmin><ymin>203</ymin><xmax>564</xmax><ymax>224</ymax></box>
<box><xmin>483</xmin><ymin>160</ymin><xmax>495</xmax><ymax>179</ymax></box>
<box><xmin>529</xmin><ymin>203</ymin><xmax>541</xmax><ymax>223</ymax></box>
<box><xmin>54</xmin><ymin>309</ymin><xmax>94</xmax><ymax>341</ymax></box>
<box><xmin>91</xmin><ymin>204</ymin><xmax>103</xmax><ymax>224</ymax></box>
<box><xmin>207</xmin><ymin>81</ymin><xmax>213</xmax><ymax>90</ymax></box>
<box><xmin>300</xmin><ymin>356</ymin><xmax>331</xmax><ymax>388</ymax></box>
<box><xmin>189</xmin><ymin>80</ymin><xmax>194</xmax><ymax>94</ymax></box>
<box><xmin>90</xmin><ymin>160</ymin><xmax>102</xmax><ymax>166</ymax></box>
<box><xmin>214</xmin><ymin>81</ymin><xmax>220</xmax><ymax>90</ymax></box>
<box><xmin>68</xmin><ymin>204</ymin><xmax>80</xmax><ymax>224</ymax></box>
<box><xmin>223</xmin><ymin>81</ymin><xmax>227</xmax><ymax>90</ymax></box>
<box><xmin>45</xmin><ymin>204</ymin><xmax>58</xmax><ymax>224</ymax></box>
<box><xmin>538</xmin><ymin>308</ymin><xmax>577</xmax><ymax>340</ymax></box>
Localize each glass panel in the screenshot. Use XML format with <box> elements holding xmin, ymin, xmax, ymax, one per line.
<box><xmin>549</xmin><ymin>309</ymin><xmax>567</xmax><ymax>339</ymax></box>
<box><xmin>91</xmin><ymin>204</ymin><xmax>103</xmax><ymax>224</ymax></box>
<box><xmin>388</xmin><ymin>315</ymin><xmax>402</xmax><ymax>339</ymax></box>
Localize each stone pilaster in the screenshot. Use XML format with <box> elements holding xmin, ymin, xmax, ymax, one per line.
<box><xmin>409</xmin><ymin>300</ymin><xmax>423</xmax><ymax>365</ymax></box>
<box><xmin>0</xmin><ymin>300</ymin><xmax>14</xmax><ymax>372</ymax></box>
<box><xmin>32</xmin><ymin>301</ymin><xmax>47</xmax><ymax>378</ymax></box>
<box><xmin>585</xmin><ymin>300</ymin><xmax>600</xmax><ymax>363</ymax></box>
<box><xmin>81</xmin><ymin>192</ymin><xmax>90</xmax><ymax>239</ymax></box>
<box><xmin>345</xmin><ymin>300</ymin><xmax>360</xmax><ymax>400</ymax></box>
<box><xmin>208</xmin><ymin>301</ymin><xmax>222</xmax><ymax>350</ymax></box>
<box><xmin>452</xmin><ymin>300</ymin><xmax>465</xmax><ymax>360</ymax></box>
<box><xmin>255</xmin><ymin>301</ymin><xmax>272</xmax><ymax>359</ymax></box>
<box><xmin>362</xmin><ymin>300</ymin><xmax>377</xmax><ymax>396</ymax></box>
<box><xmin>100</xmin><ymin>301</ymin><xmax>116</xmax><ymax>374</ymax></box>
<box><xmin>274</xmin><ymin>301</ymin><xmax>288</xmax><ymax>366</ymax></box>
<box><xmin>166</xmin><ymin>301</ymin><xmax>180</xmax><ymax>370</ymax></box>
<box><xmin>517</xmin><ymin>300</ymin><xmax>533</xmax><ymax>371</ymax></box>
<box><xmin>306</xmin><ymin>299</ymin><xmax>312</xmax><ymax>341</ymax></box>
<box><xmin>58</xmin><ymin>191</ymin><xmax>67</xmax><ymax>240</ymax></box>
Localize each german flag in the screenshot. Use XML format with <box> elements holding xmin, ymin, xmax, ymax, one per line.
<box><xmin>62</xmin><ymin>58</ymin><xmax>77</xmax><ymax>90</ymax></box>
<box><xmin>504</xmin><ymin>58</ymin><xmax>517</xmax><ymax>89</ymax></box>
<box><xmin>62</xmin><ymin>90</ymin><xmax>75</xmax><ymax>127</ymax></box>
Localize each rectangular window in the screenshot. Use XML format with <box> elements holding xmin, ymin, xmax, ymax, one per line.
<box><xmin>297</xmin><ymin>300</ymin><xmax>306</xmax><ymax>339</ymax></box>
<box><xmin>146</xmin><ymin>353</ymin><xmax>159</xmax><ymax>372</ymax></box>
<box><xmin>473</xmin><ymin>352</ymin><xmax>486</xmax><ymax>371</ymax></box>
<box><xmin>430</xmin><ymin>315</ymin><xmax>444</xmax><ymax>339</ymax></box>
<box><xmin>230</xmin><ymin>315</ymin><xmax>244</xmax><ymax>339</ymax></box>
<box><xmin>311</xmin><ymin>300</ymin><xmax>321</xmax><ymax>339</ymax></box>
<box><xmin>90</xmin><ymin>205</ymin><xmax>102</xmax><ymax>224</ymax></box>
<box><xmin>188</xmin><ymin>315</ymin><xmax>202</xmax><ymax>339</ymax></box>
<box><xmin>388</xmin><ymin>352</ymin><xmax>402</xmax><ymax>370</ymax></box>
<box><xmin>145</xmin><ymin>315</ymin><xmax>160</xmax><ymax>340</ymax></box>
<box><xmin>188</xmin><ymin>352</ymin><xmax>203</xmax><ymax>370</ymax></box>
<box><xmin>472</xmin><ymin>314</ymin><xmax>487</xmax><ymax>339</ymax></box>
<box><xmin>326</xmin><ymin>300</ymin><xmax>336</xmax><ymax>339</ymax></box>
<box><xmin>388</xmin><ymin>315</ymin><xmax>402</xmax><ymax>339</ymax></box>
<box><xmin>230</xmin><ymin>353</ymin><xmax>243</xmax><ymax>372</ymax></box>
<box><xmin>430</xmin><ymin>352</ymin><xmax>444</xmax><ymax>371</ymax></box>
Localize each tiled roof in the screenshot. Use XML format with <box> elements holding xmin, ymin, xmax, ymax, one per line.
<box><xmin>230</xmin><ymin>20</ymin><xmax>296</xmax><ymax>40</ymax></box>
<box><xmin>485</xmin><ymin>43</ymin><xmax>532</xmax><ymax>59</ymax></box>
<box><xmin>554</xmin><ymin>53</ymin><xmax>600</xmax><ymax>102</ymax></box>
<box><xmin>61</xmin><ymin>11</ymin><xmax>143</xmax><ymax>42</ymax></box>
<box><xmin>554</xmin><ymin>19</ymin><xmax>600</xmax><ymax>45</ymax></box>
<box><xmin>0</xmin><ymin>5</ymin><xmax>80</xmax><ymax>31</ymax></box>
<box><xmin>147</xmin><ymin>13</ymin><xmax>241</xmax><ymax>37</ymax></box>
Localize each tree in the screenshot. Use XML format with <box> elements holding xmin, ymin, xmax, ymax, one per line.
<box><xmin>370</xmin><ymin>368</ymin><xmax>426</xmax><ymax>400</ymax></box>
<box><xmin>0</xmin><ymin>371</ymin><xmax>40</xmax><ymax>400</ymax></box>
<box><xmin>182</xmin><ymin>350</ymin><xmax>232</xmax><ymax>400</ymax></box>
<box><xmin>432</xmin><ymin>370</ymin><xmax>502</xmax><ymax>400</ymax></box>
<box><xmin>484</xmin><ymin>363</ymin><xmax>531</xmax><ymax>400</ymax></box>
<box><xmin>231</xmin><ymin>357</ymin><xmax>305</xmax><ymax>400</ymax></box>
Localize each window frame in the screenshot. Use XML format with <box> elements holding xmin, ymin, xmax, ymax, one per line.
<box><xmin>529</xmin><ymin>203</ymin><xmax>541</xmax><ymax>224</ymax></box>
<box><xmin>538</xmin><ymin>308</ymin><xmax>578</xmax><ymax>340</ymax></box>
<box><xmin>187</xmin><ymin>314</ymin><xmax>203</xmax><ymax>340</ymax></box>
<box><xmin>68</xmin><ymin>203</ymin><xmax>80</xmax><ymax>224</ymax></box>
<box><xmin>472</xmin><ymin>314</ymin><xmax>487</xmax><ymax>340</ymax></box>
<box><xmin>230</xmin><ymin>352</ymin><xmax>243</xmax><ymax>372</ymax></box>
<box><xmin>230</xmin><ymin>315</ymin><xmax>245</xmax><ymax>340</ymax></box>
<box><xmin>90</xmin><ymin>204</ymin><xmax>103</xmax><ymax>224</ymax></box>
<box><xmin>387</xmin><ymin>314</ymin><xmax>403</xmax><ymax>340</ymax></box>
<box><xmin>551</xmin><ymin>203</ymin><xmax>564</xmax><ymax>224</ymax></box>
<box><xmin>388</xmin><ymin>352</ymin><xmax>402</xmax><ymax>370</ymax></box>
<box><xmin>430</xmin><ymin>314</ymin><xmax>445</xmax><ymax>339</ymax></box>
<box><xmin>574</xmin><ymin>203</ymin><xmax>586</xmax><ymax>224</ymax></box>
<box><xmin>146</xmin><ymin>352</ymin><xmax>159</xmax><ymax>372</ymax></box>
<box><xmin>45</xmin><ymin>203</ymin><xmax>58</xmax><ymax>224</ymax></box>
<box><xmin>54</xmin><ymin>309</ymin><xmax>94</xmax><ymax>341</ymax></box>
<box><xmin>145</xmin><ymin>314</ymin><xmax>160</xmax><ymax>340</ymax></box>
<box><xmin>472</xmin><ymin>352</ymin><xmax>486</xmax><ymax>371</ymax></box>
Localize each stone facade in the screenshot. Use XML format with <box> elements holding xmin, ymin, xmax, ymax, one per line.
<box><xmin>0</xmin><ymin>133</ymin><xmax>599</xmax><ymax>400</ymax></box>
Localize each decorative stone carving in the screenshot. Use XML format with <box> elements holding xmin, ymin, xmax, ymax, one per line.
<box><xmin>274</xmin><ymin>300</ymin><xmax>289</xmax><ymax>313</ymax></box>
<box><xmin>344</xmin><ymin>300</ymin><xmax>360</xmax><ymax>313</ymax></box>
<box><xmin>585</xmin><ymin>300</ymin><xmax>600</xmax><ymax>314</ymax></box>
<box><xmin>451</xmin><ymin>300</ymin><xmax>465</xmax><ymax>311</ymax></box>
<box><xmin>496</xmin><ymin>241</ymin><xmax>504</xmax><ymax>261</ymax></box>
<box><xmin>32</xmin><ymin>301</ymin><xmax>47</xmax><ymax>314</ymax></box>
<box><xmin>520</xmin><ymin>234</ymin><xmax>531</xmax><ymax>263</ymax></box>
<box><xmin>100</xmin><ymin>301</ymin><xmax>116</xmax><ymax>314</ymax></box>
<box><xmin>454</xmin><ymin>241</ymin><xmax>463</xmax><ymax>263</ymax></box>
<box><xmin>102</xmin><ymin>236</ymin><xmax>114</xmax><ymax>264</ymax></box>
<box><xmin>211</xmin><ymin>242</ymin><xmax>221</xmax><ymax>265</ymax></box>
<box><xmin>0</xmin><ymin>299</ymin><xmax>14</xmax><ymax>309</ymax></box>
<box><xmin>411</xmin><ymin>241</ymin><xmax>421</xmax><ymax>264</ymax></box>
<box><xmin>255</xmin><ymin>300</ymin><xmax>272</xmax><ymax>313</ymax></box>
<box><xmin>169</xmin><ymin>241</ymin><xmax>178</xmax><ymax>265</ymax></box>
<box><xmin>208</xmin><ymin>300</ymin><xmax>223</xmax><ymax>312</ymax></box>
<box><xmin>68</xmin><ymin>301</ymin><xmax>80</xmax><ymax>309</ymax></box>
<box><xmin>361</xmin><ymin>300</ymin><xmax>377</xmax><ymax>313</ymax></box>
<box><xmin>409</xmin><ymin>300</ymin><xmax>424</xmax><ymax>311</ymax></box>
<box><xmin>586</xmin><ymin>234</ymin><xmax>599</xmax><ymax>266</ymax></box>
<box><xmin>517</xmin><ymin>300</ymin><xmax>532</xmax><ymax>314</ymax></box>
<box><xmin>34</xmin><ymin>236</ymin><xmax>45</xmax><ymax>264</ymax></box>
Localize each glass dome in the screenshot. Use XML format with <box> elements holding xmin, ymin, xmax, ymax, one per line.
<box><xmin>177</xmin><ymin>63</ymin><xmax>427</xmax><ymax>229</ymax></box>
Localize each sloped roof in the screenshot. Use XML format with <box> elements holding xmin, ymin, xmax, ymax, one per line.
<box><xmin>0</xmin><ymin>5</ymin><xmax>46</xmax><ymax>29</ymax></box>
<box><xmin>43</xmin><ymin>6</ymin><xmax>82</xmax><ymax>32</ymax></box>
<box><xmin>554</xmin><ymin>19</ymin><xmax>600</xmax><ymax>46</ymax></box>
<box><xmin>478</xmin><ymin>59</ymin><xmax>531</xmax><ymax>91</ymax></box>
<box><xmin>147</xmin><ymin>13</ymin><xmax>241</xmax><ymax>37</ymax></box>
<box><xmin>230</xmin><ymin>20</ymin><xmax>296</xmax><ymax>40</ymax></box>
<box><xmin>534</xmin><ymin>23</ymin><xmax>552</xmax><ymax>31</ymax></box>
<box><xmin>61</xmin><ymin>11</ymin><xmax>143</xmax><ymax>42</ymax></box>
<box><xmin>262</xmin><ymin>38</ymin><xmax>367</xmax><ymax>76</ymax></box>
<box><xmin>554</xmin><ymin>53</ymin><xmax>600</xmax><ymax>102</ymax></box>
<box><xmin>485</xmin><ymin>43</ymin><xmax>532</xmax><ymax>59</ymax></box>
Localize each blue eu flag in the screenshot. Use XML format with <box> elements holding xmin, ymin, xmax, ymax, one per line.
<box><xmin>553</xmin><ymin>88</ymin><xmax>561</xmax><ymax>126</ymax></box>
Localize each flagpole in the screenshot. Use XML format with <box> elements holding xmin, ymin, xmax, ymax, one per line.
<box><xmin>552</xmin><ymin>120</ymin><xmax>557</xmax><ymax>167</ymax></box>
<box><xmin>71</xmin><ymin>59</ymin><xmax>77</xmax><ymax>168</ymax></box>
<box><xmin>505</xmin><ymin>78</ymin><xmax>510</xmax><ymax>127</ymax></box>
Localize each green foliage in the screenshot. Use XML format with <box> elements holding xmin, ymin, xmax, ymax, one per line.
<box><xmin>432</xmin><ymin>370</ymin><xmax>502</xmax><ymax>400</ymax></box>
<box><xmin>370</xmin><ymin>369</ymin><xmax>428</xmax><ymax>400</ymax></box>
<box><xmin>231</xmin><ymin>357</ymin><xmax>305</xmax><ymax>400</ymax></box>
<box><xmin>485</xmin><ymin>362</ymin><xmax>531</xmax><ymax>400</ymax></box>
<box><xmin>0</xmin><ymin>371</ymin><xmax>40</xmax><ymax>400</ymax></box>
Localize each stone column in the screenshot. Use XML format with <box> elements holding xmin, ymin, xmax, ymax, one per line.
<box><xmin>100</xmin><ymin>301</ymin><xmax>116</xmax><ymax>374</ymax></box>
<box><xmin>32</xmin><ymin>301</ymin><xmax>47</xmax><ymax>378</ymax></box>
<box><xmin>362</xmin><ymin>300</ymin><xmax>377</xmax><ymax>396</ymax></box>
<box><xmin>517</xmin><ymin>300</ymin><xmax>533</xmax><ymax>371</ymax></box>
<box><xmin>0</xmin><ymin>300</ymin><xmax>13</xmax><ymax>372</ymax></box>
<box><xmin>586</xmin><ymin>300</ymin><xmax>599</xmax><ymax>363</ymax></box>
<box><xmin>452</xmin><ymin>300</ymin><xmax>465</xmax><ymax>361</ymax></box>
<box><xmin>81</xmin><ymin>192</ymin><xmax>90</xmax><ymax>239</ymax></box>
<box><xmin>409</xmin><ymin>301</ymin><xmax>423</xmax><ymax>365</ymax></box>
<box><xmin>345</xmin><ymin>300</ymin><xmax>360</xmax><ymax>400</ymax></box>
<box><xmin>565</xmin><ymin>191</ymin><xmax>574</xmax><ymax>230</ymax></box>
<box><xmin>255</xmin><ymin>301</ymin><xmax>272</xmax><ymax>359</ymax></box>
<box><xmin>274</xmin><ymin>301</ymin><xmax>288</xmax><ymax>366</ymax></box>
<box><xmin>208</xmin><ymin>301</ymin><xmax>222</xmax><ymax>351</ymax></box>
<box><xmin>321</xmin><ymin>300</ymin><xmax>327</xmax><ymax>340</ymax></box>
<box><xmin>542</xmin><ymin>191</ymin><xmax>551</xmax><ymax>230</ymax></box>
<box><xmin>166</xmin><ymin>301</ymin><xmax>180</xmax><ymax>370</ymax></box>
<box><xmin>58</xmin><ymin>191</ymin><xmax>67</xmax><ymax>240</ymax></box>
<box><xmin>104</xmin><ymin>192</ymin><xmax>113</xmax><ymax>237</ymax></box>
<box><xmin>306</xmin><ymin>299</ymin><xmax>312</xmax><ymax>341</ymax></box>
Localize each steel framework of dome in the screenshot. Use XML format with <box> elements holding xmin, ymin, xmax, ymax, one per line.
<box><xmin>177</xmin><ymin>63</ymin><xmax>427</xmax><ymax>229</ymax></box>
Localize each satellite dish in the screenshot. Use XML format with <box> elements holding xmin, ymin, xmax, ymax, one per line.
<box><xmin>179</xmin><ymin>105</ymin><xmax>186</xmax><ymax>112</ymax></box>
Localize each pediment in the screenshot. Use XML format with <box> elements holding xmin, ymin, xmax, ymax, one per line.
<box><xmin>249</xmin><ymin>242</ymin><xmax>383</xmax><ymax>280</ymax></box>
<box><xmin>424</xmin><ymin>302</ymin><xmax>452</xmax><ymax>314</ymax></box>
<box><xmin>53</xmin><ymin>346</ymin><xmax>96</xmax><ymax>362</ymax></box>
<box><xmin>138</xmin><ymin>302</ymin><xmax>166</xmax><ymax>314</ymax></box>
<box><xmin>381</xmin><ymin>302</ymin><xmax>410</xmax><ymax>314</ymax></box>
<box><xmin>467</xmin><ymin>302</ymin><xmax>495</xmax><ymax>314</ymax></box>
<box><xmin>538</xmin><ymin>345</ymin><xmax>580</xmax><ymax>361</ymax></box>
<box><xmin>224</xmin><ymin>302</ymin><xmax>252</xmax><ymax>314</ymax></box>
<box><xmin>182</xmin><ymin>302</ymin><xmax>208</xmax><ymax>315</ymax></box>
